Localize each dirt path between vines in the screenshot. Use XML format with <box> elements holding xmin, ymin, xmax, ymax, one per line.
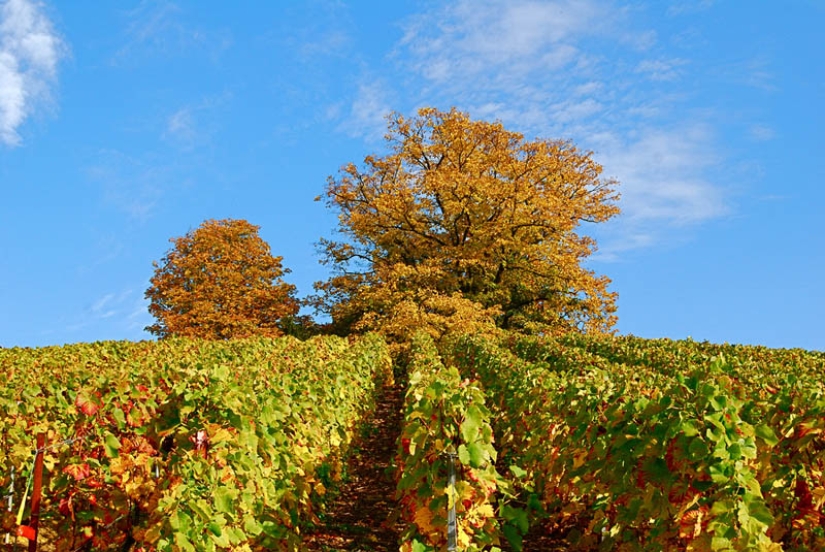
<box><xmin>305</xmin><ymin>381</ymin><xmax>406</xmax><ymax>551</ymax></box>
<box><xmin>302</xmin><ymin>378</ymin><xmax>572</xmax><ymax>551</ymax></box>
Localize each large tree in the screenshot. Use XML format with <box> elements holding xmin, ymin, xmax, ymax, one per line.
<box><xmin>146</xmin><ymin>219</ymin><xmax>299</xmax><ymax>339</ymax></box>
<box><xmin>315</xmin><ymin>107</ymin><xmax>620</xmax><ymax>341</ymax></box>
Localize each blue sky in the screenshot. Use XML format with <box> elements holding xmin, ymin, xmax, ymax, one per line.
<box><xmin>1</xmin><ymin>0</ymin><xmax>822</xmax><ymax>350</ymax></box>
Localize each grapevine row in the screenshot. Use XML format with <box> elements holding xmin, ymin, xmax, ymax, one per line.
<box><xmin>395</xmin><ymin>333</ymin><xmax>505</xmax><ymax>551</ymax></box>
<box><xmin>0</xmin><ymin>334</ymin><xmax>392</xmax><ymax>551</ymax></box>
<box><xmin>449</xmin><ymin>335</ymin><xmax>825</xmax><ymax>551</ymax></box>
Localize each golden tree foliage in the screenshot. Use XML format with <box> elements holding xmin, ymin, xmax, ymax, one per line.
<box><xmin>145</xmin><ymin>219</ymin><xmax>299</xmax><ymax>339</ymax></box>
<box><xmin>315</xmin><ymin>107</ymin><xmax>620</xmax><ymax>341</ymax></box>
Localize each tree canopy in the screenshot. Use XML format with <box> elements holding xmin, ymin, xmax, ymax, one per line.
<box><xmin>145</xmin><ymin>218</ymin><xmax>299</xmax><ymax>339</ymax></box>
<box><xmin>314</xmin><ymin>107</ymin><xmax>620</xmax><ymax>342</ymax></box>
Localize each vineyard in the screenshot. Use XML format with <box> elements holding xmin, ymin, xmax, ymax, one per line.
<box><xmin>2</xmin><ymin>332</ymin><xmax>824</xmax><ymax>551</ymax></box>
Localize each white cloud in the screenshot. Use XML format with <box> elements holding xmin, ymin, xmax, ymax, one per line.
<box><xmin>400</xmin><ymin>0</ymin><xmax>603</xmax><ymax>98</ymax></box>
<box><xmin>594</xmin><ymin>125</ymin><xmax>725</xmax><ymax>224</ymax></box>
<box><xmin>0</xmin><ymin>0</ymin><xmax>66</xmax><ymax>146</ymax></box>
<box><xmin>86</xmin><ymin>145</ymin><xmax>206</xmax><ymax>221</ymax></box>
<box><xmin>86</xmin><ymin>150</ymin><xmax>166</xmax><ymax>220</ymax></box>
<box><xmin>589</xmin><ymin>231</ymin><xmax>656</xmax><ymax>262</ymax></box>
<box><xmin>162</xmin><ymin>92</ymin><xmax>230</xmax><ymax>150</ymax></box>
<box><xmin>635</xmin><ymin>58</ymin><xmax>688</xmax><ymax>82</ymax></box>
<box><xmin>338</xmin><ymin>80</ymin><xmax>392</xmax><ymax>142</ymax></box>
<box><xmin>588</xmin><ymin>123</ymin><xmax>726</xmax><ymax>261</ymax></box>
<box><xmin>549</xmin><ymin>97</ymin><xmax>604</xmax><ymax>123</ymax></box>
<box><xmin>715</xmin><ymin>56</ymin><xmax>776</xmax><ymax>92</ymax></box>
<box><xmin>166</xmin><ymin>107</ymin><xmax>195</xmax><ymax>141</ymax></box>
<box><xmin>392</xmin><ymin>0</ymin><xmax>644</xmax><ymax>138</ymax></box>
<box><xmin>463</xmin><ymin>0</ymin><xmax>599</xmax><ymax>57</ymax></box>
<box><xmin>113</xmin><ymin>0</ymin><xmax>231</xmax><ymax>64</ymax></box>
<box><xmin>741</xmin><ymin>58</ymin><xmax>776</xmax><ymax>92</ymax></box>
<box><xmin>385</xmin><ymin>0</ymin><xmax>731</xmax><ymax>257</ymax></box>
<box><xmin>65</xmin><ymin>288</ymin><xmax>151</xmax><ymax>337</ymax></box>
<box><xmin>127</xmin><ymin>299</ymin><xmax>152</xmax><ymax>332</ymax></box>
<box><xmin>749</xmin><ymin>124</ymin><xmax>775</xmax><ymax>142</ymax></box>
<box><xmin>667</xmin><ymin>0</ymin><xmax>715</xmax><ymax>17</ymax></box>
<box><xmin>90</xmin><ymin>293</ymin><xmax>119</xmax><ymax>319</ymax></box>
<box><xmin>123</xmin><ymin>0</ymin><xmax>180</xmax><ymax>44</ymax></box>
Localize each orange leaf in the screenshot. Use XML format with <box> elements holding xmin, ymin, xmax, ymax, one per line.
<box><xmin>17</xmin><ymin>525</ymin><xmax>36</xmax><ymax>540</ymax></box>
<box><xmin>75</xmin><ymin>393</ymin><xmax>100</xmax><ymax>416</ymax></box>
<box><xmin>63</xmin><ymin>463</ymin><xmax>91</xmax><ymax>482</ymax></box>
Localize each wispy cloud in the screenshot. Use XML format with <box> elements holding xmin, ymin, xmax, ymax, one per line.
<box><xmin>88</xmin><ymin>93</ymin><xmax>224</xmax><ymax>218</ymax></box>
<box><xmin>90</xmin><ymin>293</ymin><xmax>119</xmax><ymax>319</ymax></box>
<box><xmin>123</xmin><ymin>0</ymin><xmax>180</xmax><ymax>44</ymax></box>
<box><xmin>126</xmin><ymin>298</ymin><xmax>152</xmax><ymax>332</ymax></box>
<box><xmin>76</xmin><ymin>234</ymin><xmax>125</xmax><ymax>276</ymax></box>
<box><xmin>66</xmin><ymin>288</ymin><xmax>151</xmax><ymax>338</ymax></box>
<box><xmin>0</xmin><ymin>0</ymin><xmax>66</xmax><ymax>146</ymax></box>
<box><xmin>716</xmin><ymin>56</ymin><xmax>776</xmax><ymax>92</ymax></box>
<box><xmin>586</xmin><ymin>122</ymin><xmax>726</xmax><ymax>261</ymax></box>
<box><xmin>589</xmin><ymin>231</ymin><xmax>657</xmax><ymax>263</ymax></box>
<box><xmin>166</xmin><ymin>108</ymin><xmax>195</xmax><ymax>142</ymax></box>
<box><xmin>398</xmin><ymin>0</ymin><xmax>604</xmax><ymax>104</ymax></box>
<box><xmin>372</xmin><ymin>0</ymin><xmax>735</xmax><ymax>256</ymax></box>
<box><xmin>163</xmin><ymin>93</ymin><xmax>230</xmax><ymax>150</ymax></box>
<box><xmin>113</xmin><ymin>0</ymin><xmax>231</xmax><ymax>64</ymax></box>
<box><xmin>338</xmin><ymin>80</ymin><xmax>392</xmax><ymax>142</ymax></box>
<box><xmin>295</xmin><ymin>28</ymin><xmax>350</xmax><ymax>61</ymax></box>
<box><xmin>593</xmin><ymin>124</ymin><xmax>725</xmax><ymax>224</ymax></box>
<box><xmin>740</xmin><ymin>57</ymin><xmax>776</xmax><ymax>92</ymax></box>
<box><xmin>667</xmin><ymin>0</ymin><xmax>715</xmax><ymax>17</ymax></box>
<box><xmin>749</xmin><ymin>124</ymin><xmax>775</xmax><ymax>142</ymax></box>
<box><xmin>635</xmin><ymin>58</ymin><xmax>688</xmax><ymax>82</ymax></box>
<box><xmin>86</xmin><ymin>149</ymin><xmax>169</xmax><ymax>220</ymax></box>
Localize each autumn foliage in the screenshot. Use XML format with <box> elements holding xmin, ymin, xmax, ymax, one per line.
<box><xmin>314</xmin><ymin>107</ymin><xmax>620</xmax><ymax>342</ymax></box>
<box><xmin>145</xmin><ymin>218</ymin><xmax>299</xmax><ymax>339</ymax></box>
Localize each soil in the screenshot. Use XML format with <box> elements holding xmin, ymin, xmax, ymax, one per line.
<box><xmin>302</xmin><ymin>378</ymin><xmax>573</xmax><ymax>552</ymax></box>
<box><xmin>502</xmin><ymin>518</ymin><xmax>578</xmax><ymax>551</ymax></box>
<box><xmin>304</xmin><ymin>381</ymin><xmax>406</xmax><ymax>551</ymax></box>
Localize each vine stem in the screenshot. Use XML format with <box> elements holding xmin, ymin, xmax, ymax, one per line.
<box><xmin>27</xmin><ymin>433</ymin><xmax>45</xmax><ymax>552</ymax></box>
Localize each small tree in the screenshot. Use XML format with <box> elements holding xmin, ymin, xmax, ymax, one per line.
<box><xmin>314</xmin><ymin>107</ymin><xmax>620</xmax><ymax>341</ymax></box>
<box><xmin>145</xmin><ymin>219</ymin><xmax>299</xmax><ymax>339</ymax></box>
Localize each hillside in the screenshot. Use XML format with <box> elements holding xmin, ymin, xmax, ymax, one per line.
<box><xmin>1</xmin><ymin>332</ymin><xmax>823</xmax><ymax>550</ymax></box>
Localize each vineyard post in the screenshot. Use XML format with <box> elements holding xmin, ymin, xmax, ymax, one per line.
<box><xmin>4</xmin><ymin>466</ymin><xmax>13</xmax><ymax>545</ymax></box>
<box><xmin>27</xmin><ymin>433</ymin><xmax>45</xmax><ymax>552</ymax></box>
<box><xmin>445</xmin><ymin>452</ymin><xmax>457</xmax><ymax>551</ymax></box>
